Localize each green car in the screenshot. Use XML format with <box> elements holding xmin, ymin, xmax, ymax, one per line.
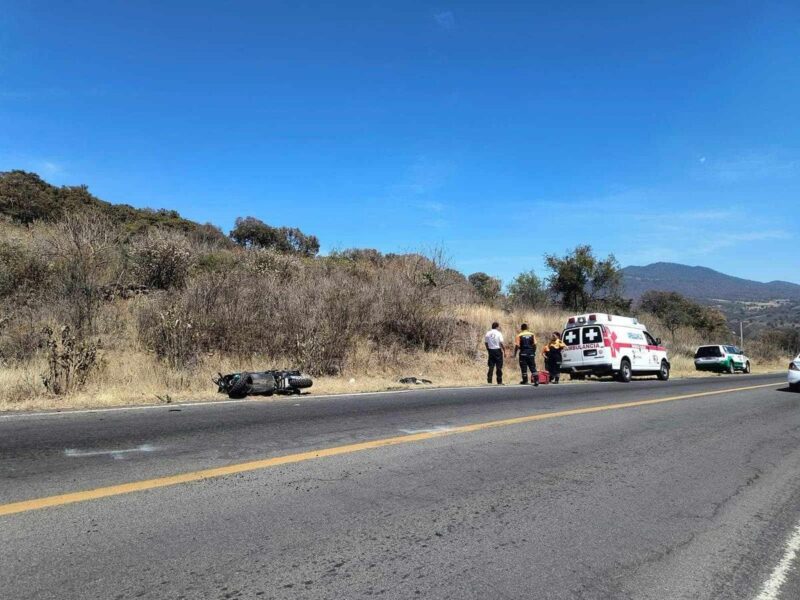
<box><xmin>694</xmin><ymin>345</ymin><xmax>751</xmax><ymax>374</ymax></box>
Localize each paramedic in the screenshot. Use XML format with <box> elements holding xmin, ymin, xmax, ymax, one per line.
<box><xmin>514</xmin><ymin>324</ymin><xmax>539</xmax><ymax>386</ymax></box>
<box><xmin>543</xmin><ymin>331</ymin><xmax>567</xmax><ymax>384</ymax></box>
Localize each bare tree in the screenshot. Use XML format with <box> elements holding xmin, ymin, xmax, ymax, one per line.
<box><xmin>40</xmin><ymin>213</ymin><xmax>121</xmax><ymax>333</ymax></box>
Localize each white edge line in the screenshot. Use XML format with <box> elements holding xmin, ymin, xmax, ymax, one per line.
<box><xmin>755</xmin><ymin>520</ymin><xmax>800</xmax><ymax>600</ymax></box>
<box><xmin>0</xmin><ymin>383</ymin><xmax>536</xmax><ymax>419</ymax></box>
<box><xmin>0</xmin><ymin>375</ymin><xmax>784</xmax><ymax>421</ymax></box>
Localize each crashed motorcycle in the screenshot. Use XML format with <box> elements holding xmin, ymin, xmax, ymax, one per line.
<box><xmin>213</xmin><ymin>370</ymin><xmax>313</xmax><ymax>399</ymax></box>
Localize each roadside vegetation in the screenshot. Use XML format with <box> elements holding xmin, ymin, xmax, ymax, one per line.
<box><xmin>0</xmin><ymin>171</ymin><xmax>793</xmax><ymax>410</ymax></box>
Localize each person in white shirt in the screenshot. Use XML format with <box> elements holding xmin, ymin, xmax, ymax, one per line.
<box><xmin>484</xmin><ymin>322</ymin><xmax>506</xmax><ymax>384</ymax></box>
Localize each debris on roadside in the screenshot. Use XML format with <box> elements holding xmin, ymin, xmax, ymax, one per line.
<box><xmin>213</xmin><ymin>370</ymin><xmax>313</xmax><ymax>399</ymax></box>
<box><xmin>398</xmin><ymin>377</ymin><xmax>433</xmax><ymax>385</ymax></box>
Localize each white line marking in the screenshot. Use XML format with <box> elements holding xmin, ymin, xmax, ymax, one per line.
<box><xmin>755</xmin><ymin>519</ymin><xmax>800</xmax><ymax>600</ymax></box>
<box><xmin>399</xmin><ymin>426</ymin><xmax>454</xmax><ymax>434</ymax></box>
<box><xmin>0</xmin><ymin>375</ymin><xmax>784</xmax><ymax>420</ymax></box>
<box><xmin>64</xmin><ymin>444</ymin><xmax>159</xmax><ymax>460</ymax></box>
<box><xmin>0</xmin><ymin>385</ymin><xmax>496</xmax><ymax>419</ymax></box>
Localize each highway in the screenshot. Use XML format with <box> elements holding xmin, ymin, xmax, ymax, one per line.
<box><xmin>1</xmin><ymin>373</ymin><xmax>799</xmax><ymax>599</ymax></box>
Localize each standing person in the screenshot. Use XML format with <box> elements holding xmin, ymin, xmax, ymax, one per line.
<box><xmin>484</xmin><ymin>322</ymin><xmax>505</xmax><ymax>385</ymax></box>
<box><xmin>514</xmin><ymin>323</ymin><xmax>539</xmax><ymax>386</ymax></box>
<box><xmin>543</xmin><ymin>331</ymin><xmax>566</xmax><ymax>384</ymax></box>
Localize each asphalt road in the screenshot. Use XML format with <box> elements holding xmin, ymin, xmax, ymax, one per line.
<box><xmin>2</xmin><ymin>373</ymin><xmax>799</xmax><ymax>599</ymax></box>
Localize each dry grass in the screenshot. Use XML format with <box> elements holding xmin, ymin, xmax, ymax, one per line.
<box><xmin>0</xmin><ymin>303</ymin><xmax>787</xmax><ymax>413</ymax></box>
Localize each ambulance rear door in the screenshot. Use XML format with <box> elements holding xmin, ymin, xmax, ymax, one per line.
<box><xmin>580</xmin><ymin>324</ymin><xmax>606</xmax><ymax>367</ymax></box>
<box><xmin>561</xmin><ymin>326</ymin><xmax>584</xmax><ymax>370</ymax></box>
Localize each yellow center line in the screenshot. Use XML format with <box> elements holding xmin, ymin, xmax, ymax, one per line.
<box><xmin>0</xmin><ymin>382</ymin><xmax>780</xmax><ymax>517</ymax></box>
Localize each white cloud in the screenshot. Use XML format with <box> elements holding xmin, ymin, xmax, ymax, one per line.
<box><xmin>558</xmin><ymin>186</ymin><xmax>794</xmax><ymax>265</ymax></box>
<box><xmin>635</xmin><ymin>208</ymin><xmax>739</xmax><ymax>224</ymax></box>
<box><xmin>40</xmin><ymin>161</ymin><xmax>63</xmax><ymax>175</ymax></box>
<box><xmin>419</xmin><ymin>201</ymin><xmax>446</xmax><ymax>212</ymax></box>
<box><xmin>402</xmin><ymin>156</ymin><xmax>454</xmax><ymax>195</ymax></box>
<box><xmin>434</xmin><ymin>10</ymin><xmax>456</xmax><ymax>30</ymax></box>
<box><xmin>422</xmin><ymin>217</ymin><xmax>450</xmax><ymax>229</ymax></box>
<box><xmin>695</xmin><ymin>229</ymin><xmax>790</xmax><ymax>253</ymax></box>
<box><xmin>0</xmin><ymin>153</ymin><xmax>66</xmax><ymax>177</ymax></box>
<box><xmin>619</xmin><ymin>222</ymin><xmax>792</xmax><ymax>266</ymax></box>
<box><xmin>697</xmin><ymin>152</ymin><xmax>799</xmax><ymax>183</ymax></box>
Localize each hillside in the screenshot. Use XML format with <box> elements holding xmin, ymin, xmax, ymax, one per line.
<box><xmin>623</xmin><ymin>262</ymin><xmax>800</xmax><ymax>330</ymax></box>
<box><xmin>622</xmin><ymin>263</ymin><xmax>800</xmax><ymax>302</ymax></box>
<box><xmin>0</xmin><ymin>170</ymin><xmax>227</xmax><ymax>242</ymax></box>
<box><xmin>0</xmin><ymin>171</ymin><xmax>793</xmax><ymax>411</ymax></box>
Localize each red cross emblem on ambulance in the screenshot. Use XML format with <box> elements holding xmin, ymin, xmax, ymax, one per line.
<box><xmin>604</xmin><ymin>330</ymin><xmax>619</xmax><ymax>358</ymax></box>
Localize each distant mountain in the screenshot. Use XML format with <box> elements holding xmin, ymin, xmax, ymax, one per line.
<box><xmin>622</xmin><ymin>262</ymin><xmax>800</xmax><ymax>302</ymax></box>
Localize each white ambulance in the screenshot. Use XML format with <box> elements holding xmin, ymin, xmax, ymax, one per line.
<box><xmin>560</xmin><ymin>314</ymin><xmax>670</xmax><ymax>382</ymax></box>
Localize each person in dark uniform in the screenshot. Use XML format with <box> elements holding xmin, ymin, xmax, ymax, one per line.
<box><xmin>514</xmin><ymin>323</ymin><xmax>539</xmax><ymax>386</ymax></box>
<box><xmin>484</xmin><ymin>322</ymin><xmax>505</xmax><ymax>385</ymax></box>
<box><xmin>542</xmin><ymin>331</ymin><xmax>567</xmax><ymax>384</ymax></box>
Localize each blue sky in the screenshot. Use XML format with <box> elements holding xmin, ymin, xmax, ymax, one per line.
<box><xmin>1</xmin><ymin>1</ymin><xmax>799</xmax><ymax>286</ymax></box>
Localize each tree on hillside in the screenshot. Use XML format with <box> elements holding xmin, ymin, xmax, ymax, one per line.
<box><xmin>230</xmin><ymin>216</ymin><xmax>320</xmax><ymax>257</ymax></box>
<box><xmin>189</xmin><ymin>222</ymin><xmax>232</xmax><ymax>247</ymax></box>
<box><xmin>639</xmin><ymin>291</ymin><xmax>697</xmax><ymax>341</ymax></box>
<box><xmin>640</xmin><ymin>290</ymin><xmax>730</xmax><ymax>340</ymax></box>
<box><xmin>693</xmin><ymin>306</ymin><xmax>729</xmax><ymax>337</ymax></box>
<box><xmin>507</xmin><ymin>270</ymin><xmax>548</xmax><ymax>308</ymax></box>
<box><xmin>283</xmin><ymin>226</ymin><xmax>321</xmax><ymax>256</ymax></box>
<box><xmin>329</xmin><ymin>248</ymin><xmax>384</xmax><ymax>265</ymax></box>
<box><xmin>0</xmin><ymin>170</ymin><xmax>62</xmax><ymax>223</ymax></box>
<box><xmin>545</xmin><ymin>245</ymin><xmax>630</xmax><ymax>312</ymax></box>
<box><xmin>761</xmin><ymin>327</ymin><xmax>800</xmax><ymax>354</ymax></box>
<box><xmin>468</xmin><ymin>272</ymin><xmax>502</xmax><ymax>303</ymax></box>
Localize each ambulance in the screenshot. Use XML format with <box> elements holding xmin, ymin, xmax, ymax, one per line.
<box><xmin>560</xmin><ymin>314</ymin><xmax>670</xmax><ymax>382</ymax></box>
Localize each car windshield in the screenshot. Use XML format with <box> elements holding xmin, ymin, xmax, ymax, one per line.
<box><xmin>695</xmin><ymin>346</ymin><xmax>722</xmax><ymax>358</ymax></box>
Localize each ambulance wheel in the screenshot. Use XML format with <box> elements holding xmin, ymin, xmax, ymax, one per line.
<box><xmin>744</xmin><ymin>361</ymin><xmax>751</xmax><ymax>374</ymax></box>
<box><xmin>617</xmin><ymin>359</ymin><xmax>632</xmax><ymax>383</ymax></box>
<box><xmin>657</xmin><ymin>360</ymin><xmax>670</xmax><ymax>381</ymax></box>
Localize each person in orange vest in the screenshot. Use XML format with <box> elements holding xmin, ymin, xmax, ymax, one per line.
<box><xmin>513</xmin><ymin>323</ymin><xmax>539</xmax><ymax>386</ymax></box>
<box><xmin>542</xmin><ymin>331</ymin><xmax>567</xmax><ymax>384</ymax></box>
